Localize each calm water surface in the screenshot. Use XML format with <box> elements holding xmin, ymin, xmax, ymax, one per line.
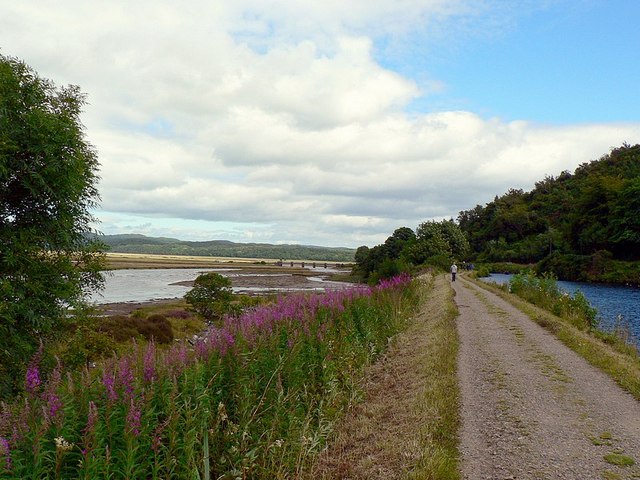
<box><xmin>483</xmin><ymin>274</ymin><xmax>640</xmax><ymax>345</ymax></box>
<box><xmin>87</xmin><ymin>267</ymin><xmax>347</xmax><ymax>305</ymax></box>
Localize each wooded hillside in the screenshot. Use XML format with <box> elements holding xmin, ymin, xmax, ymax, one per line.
<box><xmin>99</xmin><ymin>234</ymin><xmax>356</xmax><ymax>262</ymax></box>
<box><xmin>457</xmin><ymin>144</ymin><xmax>640</xmax><ymax>282</ymax></box>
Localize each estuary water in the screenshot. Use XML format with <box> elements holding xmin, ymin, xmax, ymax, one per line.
<box><xmin>87</xmin><ymin>268</ymin><xmax>224</xmax><ymax>304</ymax></box>
<box><xmin>87</xmin><ymin>267</ymin><xmax>348</xmax><ymax>305</ymax></box>
<box><xmin>482</xmin><ymin>273</ymin><xmax>640</xmax><ymax>346</ymax></box>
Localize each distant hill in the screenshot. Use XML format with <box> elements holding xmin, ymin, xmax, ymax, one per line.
<box><xmin>98</xmin><ymin>234</ymin><xmax>356</xmax><ymax>262</ymax></box>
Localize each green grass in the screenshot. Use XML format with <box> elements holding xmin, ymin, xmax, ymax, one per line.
<box><xmin>408</xmin><ymin>274</ymin><xmax>461</xmax><ymax>480</ymax></box>
<box><xmin>604</xmin><ymin>453</ymin><xmax>636</xmax><ymax>467</ymax></box>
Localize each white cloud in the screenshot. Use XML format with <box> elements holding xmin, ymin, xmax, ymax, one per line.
<box><xmin>2</xmin><ymin>1</ymin><xmax>640</xmax><ymax>248</ymax></box>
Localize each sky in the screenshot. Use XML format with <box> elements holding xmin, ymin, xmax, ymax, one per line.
<box><xmin>2</xmin><ymin>0</ymin><xmax>639</xmax><ymax>248</ymax></box>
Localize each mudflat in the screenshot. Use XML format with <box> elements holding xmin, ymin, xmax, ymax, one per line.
<box><xmin>97</xmin><ymin>252</ymin><xmax>353</xmax><ymax>316</ymax></box>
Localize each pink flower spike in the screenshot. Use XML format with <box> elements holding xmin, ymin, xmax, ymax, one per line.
<box><xmin>24</xmin><ymin>364</ymin><xmax>41</xmax><ymax>394</ymax></box>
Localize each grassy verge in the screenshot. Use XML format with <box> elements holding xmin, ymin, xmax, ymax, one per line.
<box><xmin>409</xmin><ymin>274</ymin><xmax>460</xmax><ymax>479</ymax></box>
<box><xmin>309</xmin><ymin>274</ymin><xmax>461</xmax><ymax>480</ymax></box>
<box><xmin>467</xmin><ymin>276</ymin><xmax>640</xmax><ymax>400</ymax></box>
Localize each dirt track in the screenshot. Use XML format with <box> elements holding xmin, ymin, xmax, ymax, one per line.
<box><xmin>455</xmin><ymin>276</ymin><xmax>640</xmax><ymax>479</ymax></box>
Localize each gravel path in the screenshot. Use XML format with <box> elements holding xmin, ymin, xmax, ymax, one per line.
<box><xmin>454</xmin><ymin>276</ymin><xmax>640</xmax><ymax>479</ymax></box>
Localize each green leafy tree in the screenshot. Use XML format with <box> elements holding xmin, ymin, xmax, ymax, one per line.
<box><xmin>0</xmin><ymin>54</ymin><xmax>105</xmax><ymax>397</ymax></box>
<box><xmin>409</xmin><ymin>220</ymin><xmax>469</xmax><ymax>265</ymax></box>
<box><xmin>354</xmin><ymin>227</ymin><xmax>415</xmax><ymax>282</ymax></box>
<box><xmin>457</xmin><ymin>143</ymin><xmax>640</xmax><ymax>276</ymax></box>
<box><xmin>609</xmin><ymin>177</ymin><xmax>640</xmax><ymax>259</ymax></box>
<box><xmin>354</xmin><ymin>245</ymin><xmax>370</xmax><ymax>266</ymax></box>
<box><xmin>384</xmin><ymin>226</ymin><xmax>416</xmax><ymax>258</ymax></box>
<box><xmin>184</xmin><ymin>272</ymin><xmax>233</xmax><ymax>321</ymax></box>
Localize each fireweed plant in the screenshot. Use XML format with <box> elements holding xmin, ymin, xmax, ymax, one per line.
<box><xmin>0</xmin><ymin>273</ymin><xmax>415</xmax><ymax>479</ymax></box>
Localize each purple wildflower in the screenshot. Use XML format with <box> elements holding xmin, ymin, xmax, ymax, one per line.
<box><xmin>25</xmin><ymin>364</ymin><xmax>41</xmax><ymax>394</ymax></box>
<box><xmin>125</xmin><ymin>397</ymin><xmax>142</xmax><ymax>437</ymax></box>
<box><xmin>164</xmin><ymin>343</ymin><xmax>190</xmax><ymax>377</ymax></box>
<box><xmin>101</xmin><ymin>365</ymin><xmax>118</xmax><ymax>403</ymax></box>
<box><xmin>117</xmin><ymin>355</ymin><xmax>135</xmax><ymax>398</ymax></box>
<box><xmin>151</xmin><ymin>418</ymin><xmax>169</xmax><ymax>455</ymax></box>
<box><xmin>44</xmin><ymin>359</ymin><xmax>64</xmax><ymax>425</ymax></box>
<box><xmin>84</xmin><ymin>401</ymin><xmax>98</xmax><ymax>436</ymax></box>
<box><xmin>0</xmin><ymin>436</ymin><xmax>11</xmax><ymax>471</ymax></box>
<box><xmin>46</xmin><ymin>393</ymin><xmax>63</xmax><ymax>425</ymax></box>
<box><xmin>143</xmin><ymin>342</ymin><xmax>156</xmax><ymax>384</ymax></box>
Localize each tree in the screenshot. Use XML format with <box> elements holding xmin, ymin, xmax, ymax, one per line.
<box><xmin>354</xmin><ymin>245</ymin><xmax>370</xmax><ymax>266</ymax></box>
<box><xmin>409</xmin><ymin>220</ymin><xmax>469</xmax><ymax>265</ymax></box>
<box><xmin>184</xmin><ymin>273</ymin><xmax>233</xmax><ymax>321</ymax></box>
<box><xmin>353</xmin><ymin>227</ymin><xmax>416</xmax><ymax>282</ymax></box>
<box><xmin>0</xmin><ymin>54</ymin><xmax>104</xmax><ymax>397</ymax></box>
<box><xmin>384</xmin><ymin>227</ymin><xmax>416</xmax><ymax>258</ymax></box>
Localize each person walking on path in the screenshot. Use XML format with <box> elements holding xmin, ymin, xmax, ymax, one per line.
<box><xmin>450</xmin><ymin>262</ymin><xmax>458</xmax><ymax>282</ymax></box>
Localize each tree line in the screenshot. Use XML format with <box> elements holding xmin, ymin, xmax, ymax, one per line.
<box><xmin>353</xmin><ymin>220</ymin><xmax>470</xmax><ymax>283</ymax></box>
<box><xmin>457</xmin><ymin>143</ymin><xmax>640</xmax><ymax>282</ymax></box>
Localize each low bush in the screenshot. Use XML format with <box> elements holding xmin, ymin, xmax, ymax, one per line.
<box><xmin>137</xmin><ymin>314</ymin><xmax>174</xmax><ymax>344</ymax></box>
<box><xmin>58</xmin><ymin>326</ymin><xmax>118</xmax><ymax>370</ymax></box>
<box><xmin>97</xmin><ymin>314</ymin><xmax>175</xmax><ymax>344</ymax></box>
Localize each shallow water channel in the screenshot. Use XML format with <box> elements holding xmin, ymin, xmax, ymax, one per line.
<box><xmin>87</xmin><ymin>267</ymin><xmax>349</xmax><ymax>305</ymax></box>
<box><xmin>482</xmin><ymin>273</ymin><xmax>640</xmax><ymax>347</ymax></box>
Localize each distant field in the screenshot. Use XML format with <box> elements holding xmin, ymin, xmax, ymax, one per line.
<box><xmin>105</xmin><ymin>252</ymin><xmax>352</xmax><ymax>270</ymax></box>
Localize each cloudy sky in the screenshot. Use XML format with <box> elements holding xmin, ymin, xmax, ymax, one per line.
<box><xmin>2</xmin><ymin>1</ymin><xmax>639</xmax><ymax>248</ymax></box>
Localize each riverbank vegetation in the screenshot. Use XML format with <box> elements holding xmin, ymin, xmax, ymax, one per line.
<box><xmin>0</xmin><ymin>275</ymin><xmax>417</xmax><ymax>478</ymax></box>
<box><xmin>470</xmin><ymin>274</ymin><xmax>640</xmax><ymax>400</ymax></box>
<box><xmin>353</xmin><ymin>221</ymin><xmax>470</xmax><ymax>283</ymax></box>
<box><xmin>458</xmin><ymin>144</ymin><xmax>640</xmax><ymax>284</ymax></box>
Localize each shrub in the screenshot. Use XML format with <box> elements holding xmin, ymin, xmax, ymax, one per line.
<box><xmin>184</xmin><ymin>272</ymin><xmax>233</xmax><ymax>321</ymax></box>
<box><xmin>97</xmin><ymin>315</ymin><xmax>141</xmax><ymax>342</ymax></box>
<box><xmin>97</xmin><ymin>314</ymin><xmax>175</xmax><ymax>344</ymax></box>
<box><xmin>136</xmin><ymin>314</ymin><xmax>174</xmax><ymax>344</ymax></box>
<box><xmin>59</xmin><ymin>326</ymin><xmax>117</xmax><ymax>370</ymax></box>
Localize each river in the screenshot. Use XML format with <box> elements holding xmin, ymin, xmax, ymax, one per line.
<box><xmin>482</xmin><ymin>273</ymin><xmax>640</xmax><ymax>346</ymax></box>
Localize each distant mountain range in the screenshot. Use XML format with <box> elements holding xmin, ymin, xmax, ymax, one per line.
<box><xmin>98</xmin><ymin>234</ymin><xmax>356</xmax><ymax>262</ymax></box>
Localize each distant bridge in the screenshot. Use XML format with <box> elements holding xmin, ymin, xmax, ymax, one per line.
<box><xmin>275</xmin><ymin>261</ymin><xmax>350</xmax><ymax>269</ymax></box>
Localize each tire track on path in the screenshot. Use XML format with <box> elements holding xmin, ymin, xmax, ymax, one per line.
<box><xmin>455</xmin><ymin>276</ymin><xmax>640</xmax><ymax>479</ymax></box>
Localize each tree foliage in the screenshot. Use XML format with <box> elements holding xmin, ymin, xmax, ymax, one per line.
<box><xmin>184</xmin><ymin>272</ymin><xmax>233</xmax><ymax>321</ymax></box>
<box><xmin>0</xmin><ymin>54</ymin><xmax>104</xmax><ymax>397</ymax></box>
<box><xmin>354</xmin><ymin>221</ymin><xmax>468</xmax><ymax>282</ymax></box>
<box><xmin>457</xmin><ymin>144</ymin><xmax>640</xmax><ymax>280</ymax></box>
